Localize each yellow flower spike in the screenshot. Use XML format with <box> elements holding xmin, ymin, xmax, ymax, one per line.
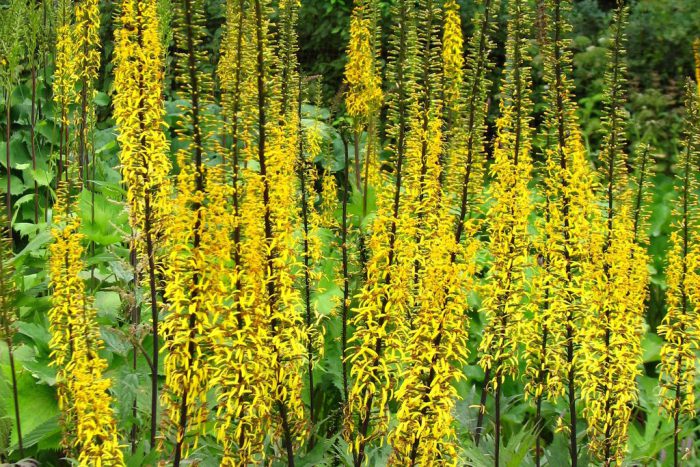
<box><xmin>160</xmin><ymin>0</ymin><xmax>219</xmax><ymax>459</ymax></box>
<box><xmin>532</xmin><ymin>2</ymin><xmax>598</xmax><ymax>463</ymax></box>
<box><xmin>658</xmin><ymin>81</ymin><xmax>700</xmax><ymax>467</ymax></box>
<box><xmin>478</xmin><ymin>7</ymin><xmax>534</xmax><ymax>462</ymax></box>
<box><xmin>73</xmin><ymin>0</ymin><xmax>101</xmax><ymax>182</ymax></box>
<box><xmin>578</xmin><ymin>5</ymin><xmax>646</xmax><ymax>464</ymax></box>
<box><xmin>389</xmin><ymin>218</ymin><xmax>469</xmax><ymax>466</ymax></box>
<box><xmin>219</xmin><ymin>0</ymin><xmax>308</xmax><ymax>460</ymax></box>
<box><xmin>113</xmin><ymin>0</ymin><xmax>171</xmax><ymax>447</ymax></box>
<box><xmin>442</xmin><ymin>0</ymin><xmax>463</xmax><ymax>118</ymax></box>
<box><xmin>344</xmin><ymin>0</ymin><xmax>382</xmax><ymax>207</ymax></box>
<box><xmin>445</xmin><ymin>0</ymin><xmax>496</xmax><ymax>269</ymax></box>
<box><xmin>344</xmin><ymin>3</ymin><xmax>382</xmax><ymax>122</ymax></box>
<box><xmin>48</xmin><ymin>185</ymin><xmax>124</xmax><ymax>465</ymax></box>
<box><xmin>345</xmin><ymin>0</ymin><xmax>445</xmax><ymax>462</ymax></box>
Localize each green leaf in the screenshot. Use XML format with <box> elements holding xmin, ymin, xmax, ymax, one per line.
<box><xmin>28</xmin><ymin>167</ymin><xmax>53</xmax><ymax>187</ymax></box>
<box><xmin>0</xmin><ymin>137</ymin><xmax>31</xmax><ymax>169</ymax></box>
<box><xmin>94</xmin><ymin>91</ymin><xmax>110</xmax><ymax>106</ymax></box>
<box><xmin>15</xmin><ymin>230</ymin><xmax>51</xmax><ymax>260</ymax></box>
<box><xmin>35</xmin><ymin>120</ymin><xmax>60</xmax><ymax>145</ymax></box>
<box><xmin>0</xmin><ymin>175</ymin><xmax>25</xmax><ymax>195</ymax></box>
<box><xmin>101</xmin><ymin>326</ymin><xmax>131</xmax><ymax>357</ymax></box>
<box><xmin>78</xmin><ymin>189</ymin><xmax>128</xmax><ymax>245</ymax></box>
<box><xmin>0</xmin><ymin>347</ymin><xmax>60</xmax><ymax>450</ymax></box>
<box><xmin>95</xmin><ymin>291</ymin><xmax>121</xmax><ymax>322</ymax></box>
<box><xmin>15</xmin><ymin>322</ymin><xmax>50</xmax><ymax>355</ymax></box>
<box><xmin>642</xmin><ymin>332</ymin><xmax>663</xmax><ymax>363</ymax></box>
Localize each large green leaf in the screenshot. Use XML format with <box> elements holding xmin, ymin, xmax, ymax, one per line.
<box><xmin>0</xmin><ymin>343</ymin><xmax>60</xmax><ymax>451</ymax></box>
<box><xmin>78</xmin><ymin>189</ymin><xmax>128</xmax><ymax>245</ymax></box>
<box><xmin>0</xmin><ymin>137</ymin><xmax>31</xmax><ymax>169</ymax></box>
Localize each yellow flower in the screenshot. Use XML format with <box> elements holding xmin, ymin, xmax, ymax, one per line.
<box><xmin>113</xmin><ymin>0</ymin><xmax>171</xmax><ymax>249</ymax></box>
<box><xmin>658</xmin><ymin>83</ymin><xmax>700</xmax><ymax>464</ymax></box>
<box><xmin>442</xmin><ymin>0</ymin><xmax>464</xmax><ymax>118</ymax></box>
<box><xmin>48</xmin><ymin>186</ymin><xmax>124</xmax><ymax>465</ymax></box>
<box><xmin>480</xmin><ymin>0</ymin><xmax>534</xmax><ymax>391</ymax></box>
<box><xmin>210</xmin><ymin>2</ymin><xmax>309</xmax><ymax>462</ymax></box>
<box><xmin>344</xmin><ymin>0</ymin><xmax>382</xmax><ymax>199</ymax></box>
<box><xmin>526</xmin><ymin>5</ymin><xmax>598</xmax><ymax>462</ymax></box>
<box><xmin>344</xmin><ymin>1</ymin><xmax>417</xmax><ymax>462</ymax></box>
<box><xmin>443</xmin><ymin>0</ymin><xmax>496</xmax><ymax>236</ymax></box>
<box><xmin>578</xmin><ymin>6</ymin><xmax>646</xmax><ymax>463</ymax></box>
<box><xmin>344</xmin><ymin>1</ymin><xmax>382</xmax><ymax>122</ymax></box>
<box><xmin>389</xmin><ymin>219</ymin><xmax>469</xmax><ymax>466</ymax></box>
<box><xmin>160</xmin><ymin>0</ymin><xmax>219</xmax><ymax>459</ymax></box>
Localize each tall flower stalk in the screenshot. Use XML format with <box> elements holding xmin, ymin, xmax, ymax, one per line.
<box><xmin>232</xmin><ymin>0</ymin><xmax>308</xmax><ymax>462</ymax></box>
<box><xmin>538</xmin><ymin>2</ymin><xmax>597</xmax><ymax>464</ymax></box>
<box><xmin>579</xmin><ymin>5</ymin><xmax>647</xmax><ymax>464</ymax></box>
<box><xmin>73</xmin><ymin>0</ymin><xmax>100</xmax><ymax>186</ymax></box>
<box><xmin>403</xmin><ymin>0</ymin><xmax>443</xmax><ymax>321</ymax></box>
<box><xmin>113</xmin><ymin>0</ymin><xmax>171</xmax><ymax>449</ymax></box>
<box><xmin>53</xmin><ymin>0</ymin><xmax>77</xmax><ymax>184</ymax></box>
<box><xmin>442</xmin><ymin>0</ymin><xmax>497</xmax><ymax>445</ymax></box>
<box><xmin>344</xmin><ymin>0</ymin><xmax>382</xmax><ymax>211</ymax></box>
<box><xmin>160</xmin><ymin>0</ymin><xmax>219</xmax><ymax>462</ymax></box>
<box><xmin>24</xmin><ymin>1</ymin><xmax>46</xmax><ymax>224</ymax></box>
<box><xmin>440</xmin><ymin>0</ymin><xmax>463</xmax><ymax>185</ymax></box>
<box><xmin>658</xmin><ymin>81</ymin><xmax>700</xmax><ymax>467</ymax></box>
<box><xmin>479</xmin><ymin>1</ymin><xmax>534</xmax><ymax>463</ymax></box>
<box><xmin>344</xmin><ymin>0</ymin><xmax>416</xmax><ymax>464</ymax></box>
<box><xmin>210</xmin><ymin>1</ymin><xmax>271</xmax><ymax>464</ymax></box>
<box><xmin>48</xmin><ymin>184</ymin><xmax>124</xmax><ymax>465</ymax></box>
<box><xmin>298</xmin><ymin>83</ymin><xmax>324</xmax><ymax>439</ymax></box>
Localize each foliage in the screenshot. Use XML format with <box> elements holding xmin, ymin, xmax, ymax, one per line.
<box><xmin>0</xmin><ymin>0</ymin><xmax>699</xmax><ymax>466</ymax></box>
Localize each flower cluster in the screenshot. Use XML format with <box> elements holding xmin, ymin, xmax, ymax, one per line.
<box><xmin>480</xmin><ymin>0</ymin><xmax>534</xmax><ymax>391</ymax></box>
<box><xmin>658</xmin><ymin>82</ymin><xmax>700</xmax><ymax>462</ymax></box>
<box><xmin>579</xmin><ymin>6</ymin><xmax>647</xmax><ymax>464</ymax></box>
<box><xmin>48</xmin><ymin>186</ymin><xmax>124</xmax><ymax>465</ymax></box>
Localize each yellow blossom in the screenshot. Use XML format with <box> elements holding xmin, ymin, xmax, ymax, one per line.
<box><xmin>48</xmin><ymin>186</ymin><xmax>124</xmax><ymax>465</ymax></box>
<box><xmin>658</xmin><ymin>82</ymin><xmax>700</xmax><ymax>466</ymax></box>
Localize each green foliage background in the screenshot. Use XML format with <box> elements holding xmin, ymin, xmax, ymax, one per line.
<box><xmin>0</xmin><ymin>0</ymin><xmax>699</xmax><ymax>465</ymax></box>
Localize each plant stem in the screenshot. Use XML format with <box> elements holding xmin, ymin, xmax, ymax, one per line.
<box><xmin>673</xmin><ymin>393</ymin><xmax>680</xmax><ymax>467</ymax></box>
<box><xmin>534</xmin><ymin>321</ymin><xmax>548</xmax><ymax>467</ymax></box>
<box><xmin>129</xmin><ymin>242</ymin><xmax>139</xmax><ymax>453</ymax></box>
<box><xmin>535</xmin><ymin>394</ymin><xmax>542</xmax><ymax>467</ymax></box>
<box><xmin>474</xmin><ymin>366</ymin><xmax>491</xmax><ymax>447</ymax></box>
<box><xmin>297</xmin><ymin>79</ymin><xmax>316</xmax><ymax>446</ymax></box>
<box><xmin>341</xmin><ymin>131</ymin><xmax>350</xmax><ymax>403</ymax></box>
<box><xmin>145</xmin><ymin>194</ymin><xmax>159</xmax><ymax>450</ymax></box>
<box><xmin>494</xmin><ymin>380</ymin><xmax>501</xmax><ymax>467</ymax></box>
<box><xmin>5</xmin><ymin>90</ymin><xmax>12</xmax><ymax>243</ymax></box>
<box><xmin>361</xmin><ymin>117</ymin><xmax>374</xmax><ymax>218</ymax></box>
<box><xmin>566</xmin><ymin>334</ymin><xmax>577</xmax><ymax>467</ymax></box>
<box><xmin>30</xmin><ymin>66</ymin><xmax>38</xmax><ymax>225</ymax></box>
<box><xmin>353</xmin><ymin>130</ymin><xmax>361</xmax><ymax>190</ymax></box>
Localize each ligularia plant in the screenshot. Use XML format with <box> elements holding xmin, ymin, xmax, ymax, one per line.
<box><xmin>579</xmin><ymin>5</ymin><xmax>647</xmax><ymax>465</ymax></box>
<box><xmin>48</xmin><ymin>185</ymin><xmax>124</xmax><ymax>465</ymax></box>
<box><xmin>113</xmin><ymin>0</ymin><xmax>171</xmax><ymax>447</ymax></box>
<box><xmin>658</xmin><ymin>81</ymin><xmax>700</xmax><ymax>467</ymax></box>
<box><xmin>479</xmin><ymin>1</ymin><xmax>534</xmax><ymax>462</ymax></box>
<box><xmin>4</xmin><ymin>0</ymin><xmax>699</xmax><ymax>465</ymax></box>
